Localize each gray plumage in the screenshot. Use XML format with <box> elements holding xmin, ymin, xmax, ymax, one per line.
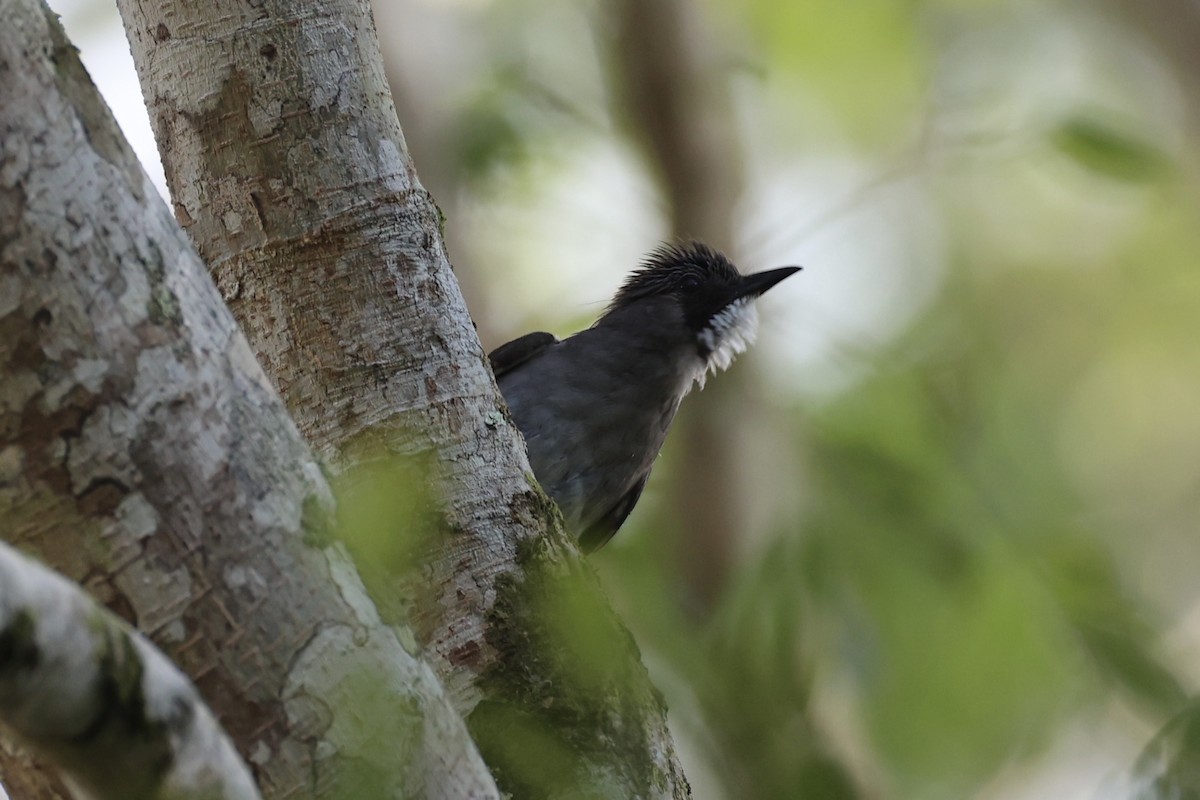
<box><xmin>491</xmin><ymin>242</ymin><xmax>800</xmax><ymax>552</ymax></box>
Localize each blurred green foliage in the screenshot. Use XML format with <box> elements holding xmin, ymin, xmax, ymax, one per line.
<box><xmin>335</xmin><ymin>454</ymin><xmax>443</xmax><ymax>575</ymax></box>
<box><xmin>1052</xmin><ymin>113</ymin><xmax>1172</xmax><ymax>183</ymax></box>
<box><xmin>735</xmin><ymin>0</ymin><xmax>925</xmax><ymax>142</ymax></box>
<box><xmin>377</xmin><ymin>0</ymin><xmax>1200</xmax><ymax>796</ymax></box>
<box><xmin>470</xmin><ymin>535</ymin><xmax>673</xmax><ymax>799</ymax></box>
<box><xmin>1130</xmin><ymin>700</ymin><xmax>1200</xmax><ymax>799</ymax></box>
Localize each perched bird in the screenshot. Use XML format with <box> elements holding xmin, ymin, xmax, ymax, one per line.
<box><xmin>490</xmin><ymin>241</ymin><xmax>800</xmax><ymax>552</ymax></box>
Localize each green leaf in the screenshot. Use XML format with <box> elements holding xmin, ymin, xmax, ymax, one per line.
<box><xmin>1052</xmin><ymin>114</ymin><xmax>1171</xmax><ymax>182</ymax></box>
<box><xmin>1130</xmin><ymin>700</ymin><xmax>1200</xmax><ymax>800</ymax></box>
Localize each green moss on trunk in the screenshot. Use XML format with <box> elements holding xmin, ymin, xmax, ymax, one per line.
<box><xmin>469</xmin><ymin>507</ymin><xmax>679</xmax><ymax>798</ymax></box>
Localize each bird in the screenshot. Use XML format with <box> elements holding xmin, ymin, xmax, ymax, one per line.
<box><xmin>489</xmin><ymin>241</ymin><xmax>800</xmax><ymax>552</ymax></box>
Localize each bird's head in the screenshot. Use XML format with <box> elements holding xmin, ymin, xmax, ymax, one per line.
<box><xmin>606</xmin><ymin>241</ymin><xmax>800</xmax><ymax>383</ymax></box>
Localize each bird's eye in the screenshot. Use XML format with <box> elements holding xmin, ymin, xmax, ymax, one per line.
<box><xmin>680</xmin><ymin>275</ymin><xmax>700</xmax><ymax>291</ymax></box>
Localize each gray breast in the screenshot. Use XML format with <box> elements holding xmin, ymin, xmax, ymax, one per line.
<box><xmin>498</xmin><ymin>302</ymin><xmax>698</xmax><ymax>532</ymax></box>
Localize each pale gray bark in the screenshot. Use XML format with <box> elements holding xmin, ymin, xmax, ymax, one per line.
<box><xmin>0</xmin><ymin>2</ymin><xmax>498</xmax><ymax>797</ymax></box>
<box><xmin>0</xmin><ymin>543</ymin><xmax>261</xmax><ymax>800</ymax></box>
<box><xmin>114</xmin><ymin>0</ymin><xmax>691</xmax><ymax>796</ymax></box>
<box><xmin>115</xmin><ymin>0</ymin><xmax>542</xmax><ymax>703</ymax></box>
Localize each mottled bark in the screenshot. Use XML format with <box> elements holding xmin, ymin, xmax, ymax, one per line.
<box><xmin>114</xmin><ymin>0</ymin><xmax>689</xmax><ymax>795</ymax></box>
<box><xmin>0</xmin><ymin>543</ymin><xmax>260</xmax><ymax>800</ymax></box>
<box><xmin>0</xmin><ymin>2</ymin><xmax>497</xmax><ymax>797</ymax></box>
<box><xmin>114</xmin><ymin>0</ymin><xmax>543</xmax><ymax>699</ymax></box>
<box><xmin>375</xmin><ymin>0</ymin><xmax>501</xmax><ymax>349</ymax></box>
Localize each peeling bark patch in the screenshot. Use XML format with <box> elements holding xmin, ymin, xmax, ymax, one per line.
<box><xmin>249</xmin><ymin>191</ymin><xmax>268</xmax><ymax>230</ymax></box>
<box><xmin>18</xmin><ymin>389</ymin><xmax>97</xmax><ymax>497</ymax></box>
<box><xmin>447</xmin><ymin>639</ymin><xmax>481</xmax><ymax>669</ymax></box>
<box><xmin>173</xmin><ymin>70</ymin><xmax>287</xmax><ymax>251</ymax></box>
<box><xmin>76</xmin><ymin>476</ymin><xmax>129</xmax><ymax>517</ymax></box>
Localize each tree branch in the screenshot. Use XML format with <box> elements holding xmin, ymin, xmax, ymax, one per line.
<box><xmin>0</xmin><ymin>543</ymin><xmax>261</xmax><ymax>800</ymax></box>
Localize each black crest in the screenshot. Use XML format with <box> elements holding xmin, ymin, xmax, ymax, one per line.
<box><xmin>606</xmin><ymin>242</ymin><xmax>744</xmax><ymax>334</ymax></box>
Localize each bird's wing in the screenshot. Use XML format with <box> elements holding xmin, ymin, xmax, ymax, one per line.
<box><xmin>488</xmin><ymin>332</ymin><xmax>559</xmax><ymax>379</ymax></box>
<box><xmin>578</xmin><ymin>472</ymin><xmax>649</xmax><ymax>553</ymax></box>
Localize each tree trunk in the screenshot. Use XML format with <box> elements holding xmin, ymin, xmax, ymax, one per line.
<box><xmin>0</xmin><ymin>2</ymin><xmax>497</xmax><ymax>796</ymax></box>
<box><xmin>2</xmin><ymin>0</ymin><xmax>690</xmax><ymax>795</ymax></box>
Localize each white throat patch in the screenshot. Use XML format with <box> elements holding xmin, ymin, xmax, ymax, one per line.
<box><xmin>691</xmin><ymin>298</ymin><xmax>759</xmax><ymax>390</ymax></box>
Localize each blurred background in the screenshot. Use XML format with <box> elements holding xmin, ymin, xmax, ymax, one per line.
<box><xmin>53</xmin><ymin>0</ymin><xmax>1200</xmax><ymax>797</ymax></box>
